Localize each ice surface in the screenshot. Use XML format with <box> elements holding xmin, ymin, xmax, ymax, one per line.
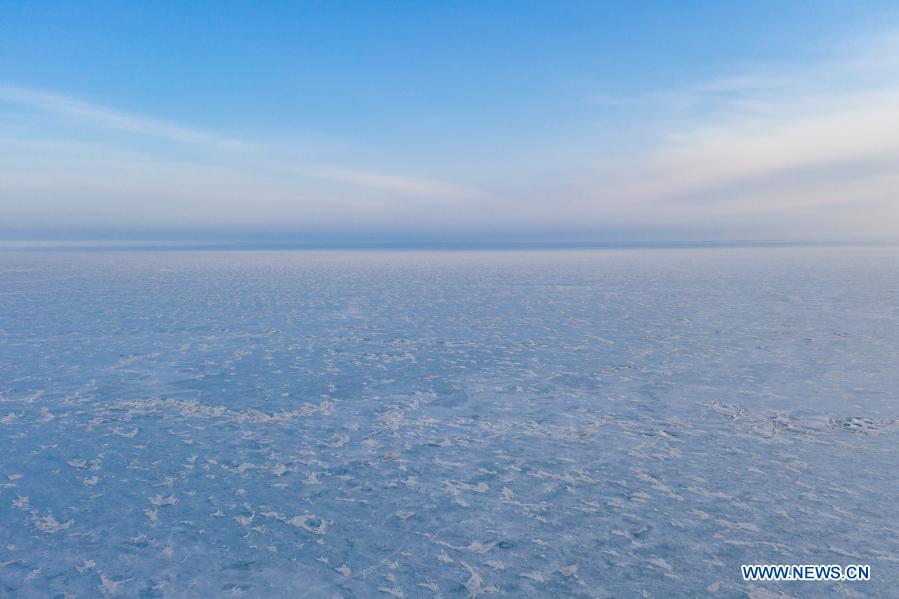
<box><xmin>1</xmin><ymin>247</ymin><xmax>897</xmax><ymax>597</ymax></box>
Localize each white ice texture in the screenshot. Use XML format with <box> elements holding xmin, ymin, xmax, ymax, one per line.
<box><xmin>1</xmin><ymin>247</ymin><xmax>897</xmax><ymax>596</ymax></box>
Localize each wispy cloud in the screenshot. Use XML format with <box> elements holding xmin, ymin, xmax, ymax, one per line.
<box><xmin>0</xmin><ymin>84</ymin><xmax>489</xmax><ymax>232</ymax></box>
<box><xmin>563</xmin><ymin>32</ymin><xmax>899</xmax><ymax>238</ymax></box>
<box><xmin>0</xmin><ymin>85</ymin><xmax>255</xmax><ymax>152</ymax></box>
<box><xmin>291</xmin><ymin>166</ymin><xmax>487</xmax><ymax>199</ymax></box>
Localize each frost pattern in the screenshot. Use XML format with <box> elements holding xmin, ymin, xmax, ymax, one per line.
<box><xmin>1</xmin><ymin>248</ymin><xmax>898</xmax><ymax>596</ymax></box>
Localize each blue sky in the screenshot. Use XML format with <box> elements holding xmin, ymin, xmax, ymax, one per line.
<box><xmin>3</xmin><ymin>1</ymin><xmax>899</xmax><ymax>242</ymax></box>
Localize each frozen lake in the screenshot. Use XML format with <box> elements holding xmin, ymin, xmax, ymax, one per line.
<box><xmin>1</xmin><ymin>247</ymin><xmax>897</xmax><ymax>597</ymax></box>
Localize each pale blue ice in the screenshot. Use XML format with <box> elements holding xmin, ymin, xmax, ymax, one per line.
<box><xmin>1</xmin><ymin>247</ymin><xmax>897</xmax><ymax>597</ymax></box>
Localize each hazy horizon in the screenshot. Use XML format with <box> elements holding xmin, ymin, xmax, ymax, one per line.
<box><xmin>3</xmin><ymin>236</ymin><xmax>899</xmax><ymax>253</ymax></box>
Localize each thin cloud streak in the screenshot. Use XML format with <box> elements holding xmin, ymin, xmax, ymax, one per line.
<box><xmin>0</xmin><ymin>85</ymin><xmax>255</xmax><ymax>152</ymax></box>
<box><xmin>0</xmin><ymin>84</ymin><xmax>489</xmax><ymax>219</ymax></box>
<box><xmin>291</xmin><ymin>166</ymin><xmax>489</xmax><ymax>199</ymax></box>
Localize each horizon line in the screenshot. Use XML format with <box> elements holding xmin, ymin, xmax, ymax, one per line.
<box><xmin>2</xmin><ymin>237</ymin><xmax>898</xmax><ymax>252</ymax></box>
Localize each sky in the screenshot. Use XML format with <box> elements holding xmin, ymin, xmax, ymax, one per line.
<box><xmin>2</xmin><ymin>1</ymin><xmax>899</xmax><ymax>243</ymax></box>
